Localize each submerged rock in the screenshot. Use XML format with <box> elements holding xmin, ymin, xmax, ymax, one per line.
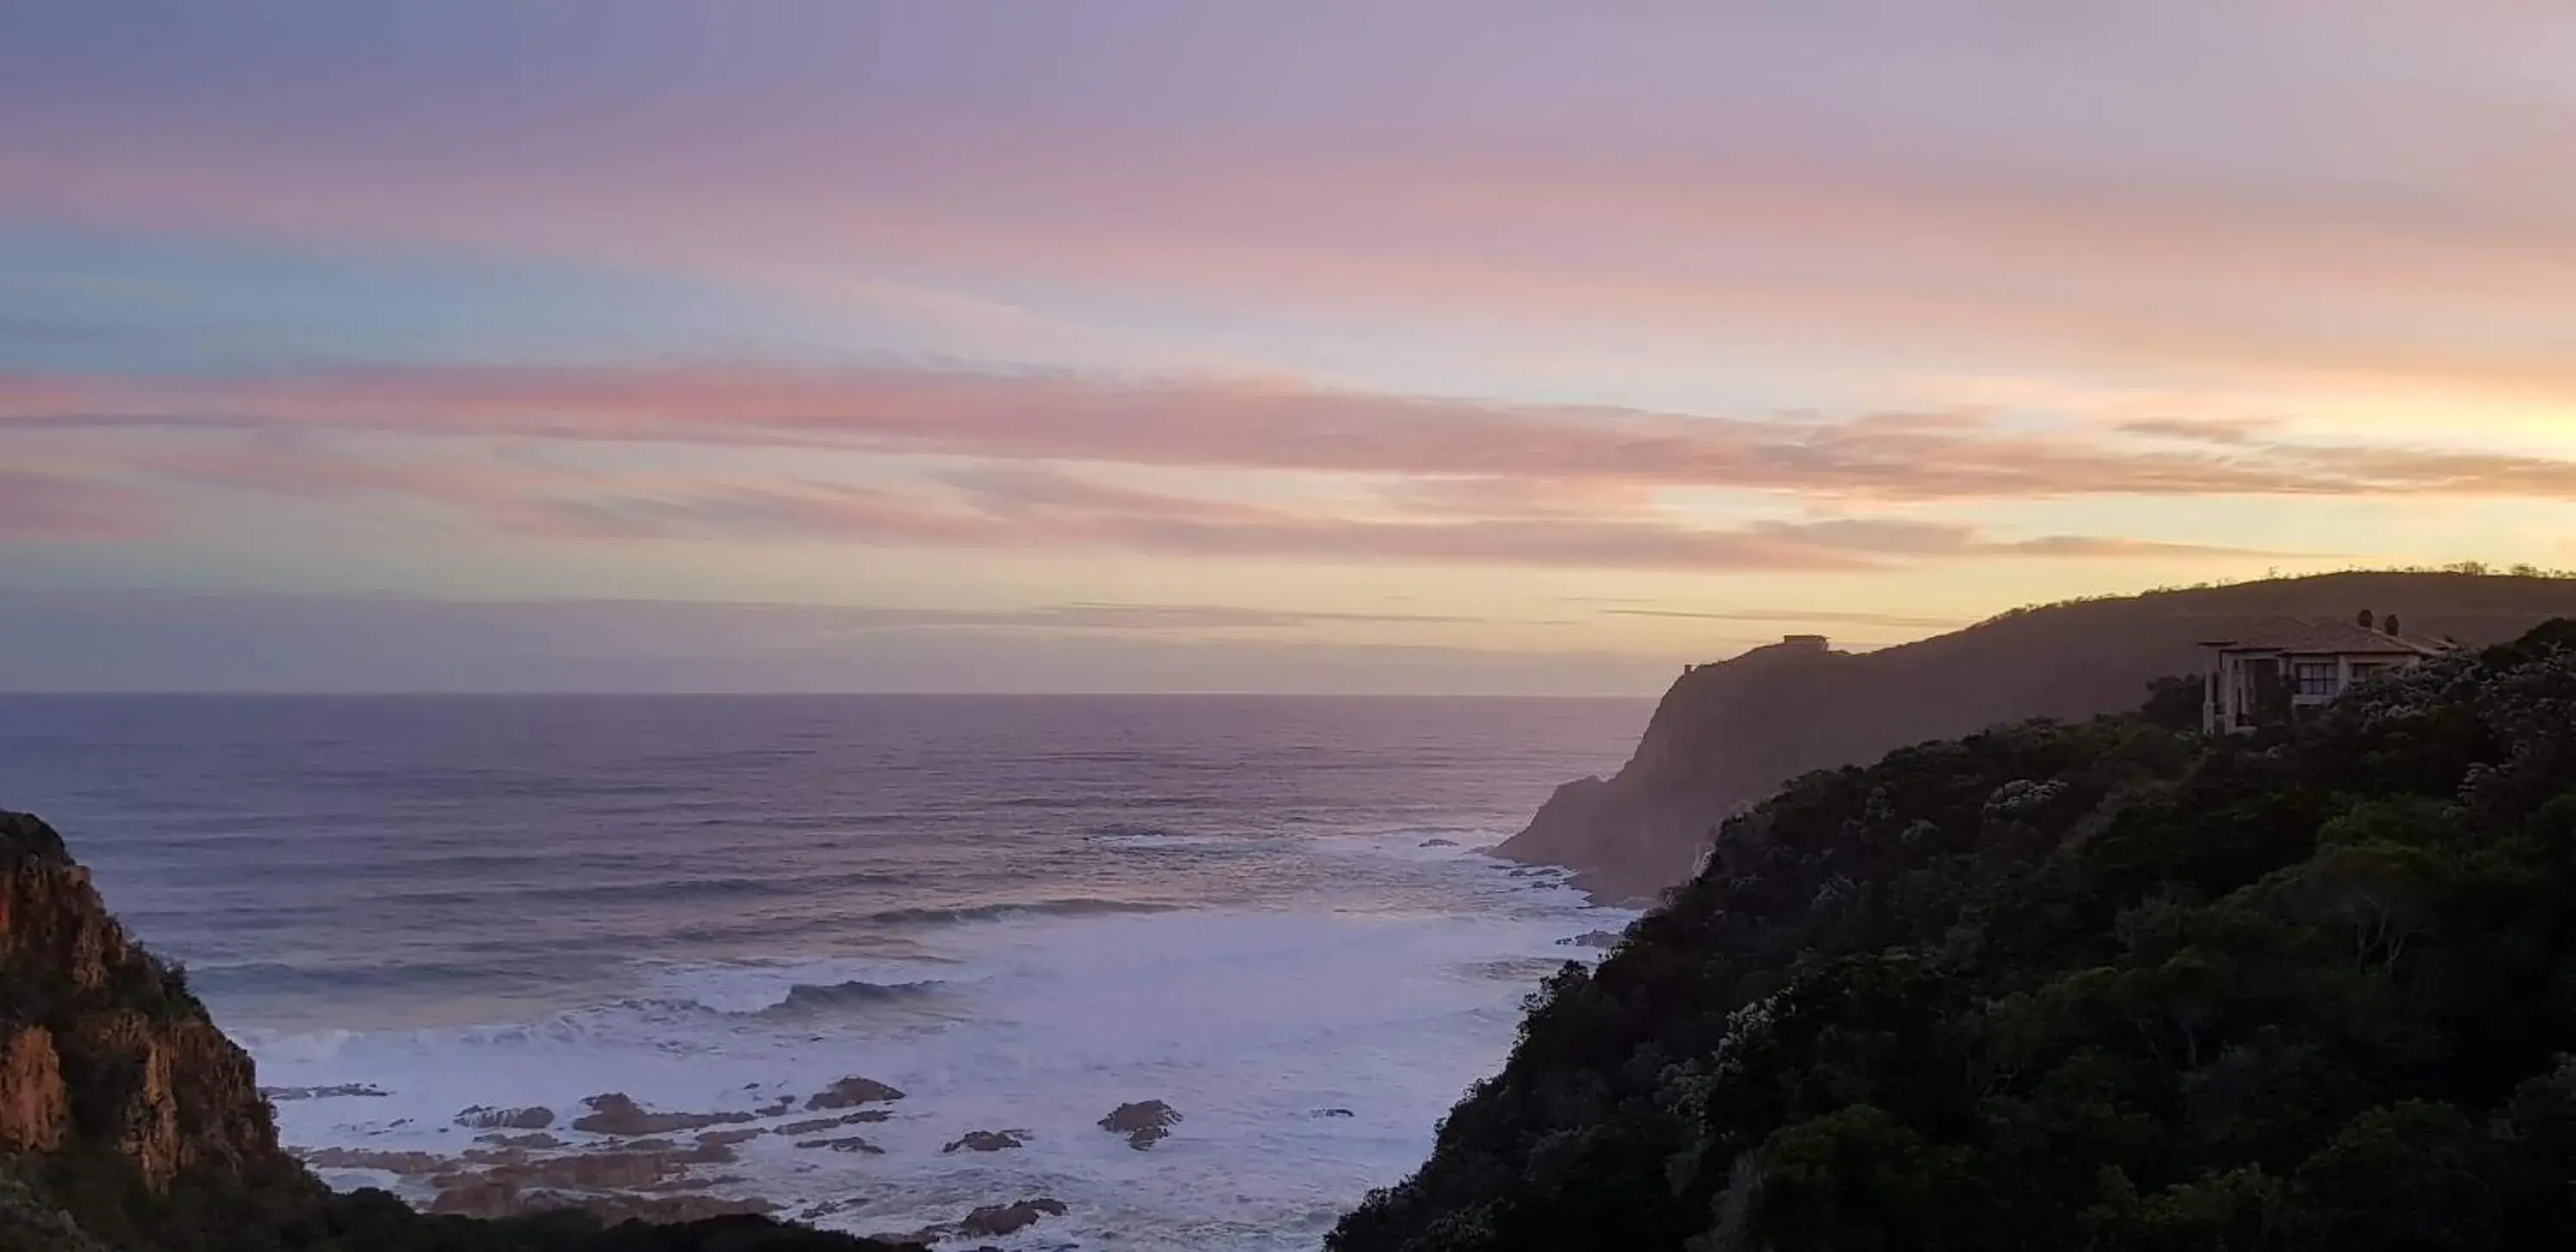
<box><xmin>1311</xmin><ymin>1108</ymin><xmax>1357</xmax><ymax>1119</ymax></box>
<box><xmin>1419</xmin><ymin>837</ymin><xmax>1460</xmax><ymax>848</ymax></box>
<box><xmin>793</xmin><ymin>1135</ymin><xmax>884</xmax><ymax>1155</ymax></box>
<box><xmin>428</xmin><ymin>1175</ymin><xmax>778</xmax><ymax>1224</ymax></box>
<box><xmin>1556</xmin><ymin>929</ymin><xmax>1622</xmax><ymax>949</ymax></box>
<box><xmin>454</xmin><ymin>1103</ymin><xmax>555</xmax><ymax>1130</ymax></box>
<box><xmin>570</xmin><ymin>1091</ymin><xmax>756</xmax><ymax>1136</ymax></box>
<box><xmin>893</xmin><ymin>1196</ymin><xmax>1068</xmax><ymax>1244</ymax></box>
<box><xmin>775</xmin><ymin>1109</ymin><xmax>890</xmax><ymax>1134</ymax></box>
<box><xmin>538</xmin><ymin>1191</ymin><xmax>777</xmax><ymax>1224</ymax></box>
<box><xmin>957</xmin><ymin>1197</ymin><xmax>1066</xmax><ymax>1237</ymax></box>
<box><xmin>300</xmin><ymin>1147</ymin><xmax>451</xmax><ymax>1176</ymax></box>
<box><xmin>797</xmin><ymin>1197</ymin><xmax>860</xmax><ymax>1223</ymax></box>
<box><xmin>941</xmin><ymin>1129</ymin><xmax>1024</xmax><ymax>1153</ymax></box>
<box><xmin>476</xmin><ymin>1131</ymin><xmax>565</xmax><ymax>1149</ymax></box>
<box><xmin>1098</xmin><ymin>1100</ymin><xmax>1182</xmax><ymax>1150</ymax></box>
<box><xmin>262</xmin><ymin>1083</ymin><xmax>388</xmax><ymax>1101</ymax></box>
<box><xmin>804</xmin><ymin>1076</ymin><xmax>908</xmax><ymax>1110</ymax></box>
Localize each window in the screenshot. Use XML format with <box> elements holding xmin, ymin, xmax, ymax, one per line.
<box><xmin>2235</xmin><ymin>657</ymin><xmax>2280</xmax><ymax>726</ymax></box>
<box><xmin>2293</xmin><ymin>660</ymin><xmax>2339</xmax><ymax>697</ymax></box>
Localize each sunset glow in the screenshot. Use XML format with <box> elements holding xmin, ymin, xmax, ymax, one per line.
<box><xmin>7</xmin><ymin>3</ymin><xmax>2576</xmax><ymax>690</ymax></box>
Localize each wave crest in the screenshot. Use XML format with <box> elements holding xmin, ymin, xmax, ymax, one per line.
<box><xmin>863</xmin><ymin>897</ymin><xmax>1178</xmax><ymax>927</ymax></box>
<box><xmin>753</xmin><ymin>978</ymin><xmax>945</xmax><ymax>1017</ymax></box>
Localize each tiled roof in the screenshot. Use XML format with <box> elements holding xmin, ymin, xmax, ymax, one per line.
<box><xmin>2196</xmin><ymin>616</ymin><xmax>2452</xmax><ymax>656</ymax></box>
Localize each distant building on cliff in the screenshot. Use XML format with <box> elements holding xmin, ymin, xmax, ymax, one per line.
<box><xmin>2198</xmin><ymin>611</ymin><xmax>2451</xmax><ymax>734</ymax></box>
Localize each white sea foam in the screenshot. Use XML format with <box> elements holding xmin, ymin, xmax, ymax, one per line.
<box><xmin>247</xmin><ymin>836</ymin><xmax>1632</xmax><ymax>1249</ymax></box>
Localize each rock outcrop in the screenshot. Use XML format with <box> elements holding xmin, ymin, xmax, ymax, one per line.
<box><xmin>892</xmin><ymin>1196</ymin><xmax>1068</xmax><ymax>1244</ymax></box>
<box><xmin>0</xmin><ymin>807</ymin><xmax>928</xmax><ymax>1251</ymax></box>
<box><xmin>1098</xmin><ymin>1099</ymin><xmax>1181</xmax><ymax>1150</ymax></box>
<box><xmin>455</xmin><ymin>1103</ymin><xmax>554</xmax><ymax>1130</ymax></box>
<box><xmin>803</xmin><ymin>1076</ymin><xmax>905</xmax><ymax>1110</ymax></box>
<box><xmin>957</xmin><ymin>1197</ymin><xmax>1066</xmax><ymax>1237</ymax></box>
<box><xmin>0</xmin><ymin>1026</ymin><xmax>67</xmax><ymax>1153</ymax></box>
<box><xmin>939</xmin><ymin>1129</ymin><xmax>1022</xmax><ymax>1153</ymax></box>
<box><xmin>0</xmin><ymin>811</ymin><xmax>298</xmax><ymax>1194</ymax></box>
<box><xmin>1498</xmin><ymin>572</ymin><xmax>2576</xmax><ymax>900</ymax></box>
<box><xmin>570</xmin><ymin>1092</ymin><xmax>756</xmax><ymax>1136</ymax></box>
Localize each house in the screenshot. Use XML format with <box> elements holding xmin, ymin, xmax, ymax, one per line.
<box><xmin>2198</xmin><ymin>612</ymin><xmax>2451</xmax><ymax>734</ymax></box>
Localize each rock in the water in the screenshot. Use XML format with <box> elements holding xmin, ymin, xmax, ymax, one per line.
<box><xmin>454</xmin><ymin>1103</ymin><xmax>555</xmax><ymax>1130</ymax></box>
<box><xmin>569</xmin><ymin>1091</ymin><xmax>756</xmax><ymax>1136</ymax></box>
<box><xmin>262</xmin><ymin>1083</ymin><xmax>388</xmax><ymax>1101</ymax></box>
<box><xmin>475</xmin><ymin>1132</ymin><xmax>565</xmax><ymax>1149</ymax></box>
<box><xmin>805</xmin><ymin>1076</ymin><xmax>908</xmax><ymax>1110</ymax></box>
<box><xmin>530</xmin><ymin>1190</ymin><xmax>777</xmax><ymax>1224</ymax></box>
<box><xmin>299</xmin><ymin>1147</ymin><xmax>452</xmax><ymax>1176</ymax></box>
<box><xmin>957</xmin><ymin>1197</ymin><xmax>1066</xmax><ymax>1238</ymax></box>
<box><xmin>431</xmin><ymin>1176</ymin><xmax>779</xmax><ymax>1225</ymax></box>
<box><xmin>1311</xmin><ymin>1108</ymin><xmax>1357</xmax><ymax>1119</ymax></box>
<box><xmin>941</xmin><ymin>1129</ymin><xmax>1024</xmax><ymax>1153</ymax></box>
<box><xmin>1419</xmin><ymin>837</ymin><xmax>1460</xmax><ymax>848</ymax></box>
<box><xmin>793</xmin><ymin>1134</ymin><xmax>885</xmax><ymax>1155</ymax></box>
<box><xmin>775</xmin><ymin>1109</ymin><xmax>890</xmax><ymax>1134</ymax></box>
<box><xmin>797</xmin><ymin>1197</ymin><xmax>860</xmax><ymax>1222</ymax></box>
<box><xmin>696</xmin><ymin>1127</ymin><xmax>763</xmax><ymax>1148</ymax></box>
<box><xmin>1098</xmin><ymin>1100</ymin><xmax>1182</xmax><ymax>1150</ymax></box>
<box><xmin>1556</xmin><ymin>928</ymin><xmax>1622</xmax><ymax>949</ymax></box>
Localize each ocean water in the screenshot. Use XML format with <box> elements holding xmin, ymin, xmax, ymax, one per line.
<box><xmin>0</xmin><ymin>694</ymin><xmax>1646</xmax><ymax>1249</ymax></box>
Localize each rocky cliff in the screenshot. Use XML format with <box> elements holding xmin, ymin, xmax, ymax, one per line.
<box><xmin>0</xmin><ymin>809</ymin><xmax>920</xmax><ymax>1251</ymax></box>
<box><xmin>0</xmin><ymin>812</ymin><xmax>290</xmax><ymax>1197</ymax></box>
<box><xmin>1503</xmin><ymin>571</ymin><xmax>2576</xmax><ymax>901</ymax></box>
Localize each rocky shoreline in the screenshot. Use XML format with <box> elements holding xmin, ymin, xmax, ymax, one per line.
<box><xmin>281</xmin><ymin>1079</ymin><xmax>1187</xmax><ymax>1243</ymax></box>
<box><xmin>0</xmin><ymin>807</ymin><xmax>939</xmax><ymax>1249</ymax></box>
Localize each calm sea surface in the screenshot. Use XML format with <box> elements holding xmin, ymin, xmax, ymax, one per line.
<box><xmin>0</xmin><ymin>695</ymin><xmax>1646</xmax><ymax>1249</ymax></box>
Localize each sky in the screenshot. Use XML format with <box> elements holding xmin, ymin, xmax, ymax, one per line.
<box><xmin>5</xmin><ymin>1</ymin><xmax>2576</xmax><ymax>693</ymax></box>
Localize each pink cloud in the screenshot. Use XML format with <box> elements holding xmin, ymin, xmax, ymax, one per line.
<box><xmin>0</xmin><ymin>471</ymin><xmax>154</xmax><ymax>540</ymax></box>
<box><xmin>18</xmin><ymin>426</ymin><xmax>2295</xmax><ymax>571</ymax></box>
<box><xmin>471</xmin><ymin>460</ymin><xmax>2300</xmax><ymax>572</ymax></box>
<box><xmin>12</xmin><ymin>365</ymin><xmax>2576</xmax><ymax>505</ymax></box>
<box><xmin>12</xmin><ymin>100</ymin><xmax>2576</xmax><ymax>398</ymax></box>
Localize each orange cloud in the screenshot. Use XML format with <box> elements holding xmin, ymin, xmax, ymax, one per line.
<box><xmin>12</xmin><ymin>365</ymin><xmax>2576</xmax><ymax>505</ymax></box>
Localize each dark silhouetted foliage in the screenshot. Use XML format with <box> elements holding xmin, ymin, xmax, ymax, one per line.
<box><xmin>2138</xmin><ymin>674</ymin><xmax>2205</xmax><ymax>734</ymax></box>
<box><xmin>1333</xmin><ymin>620</ymin><xmax>2576</xmax><ymax>1252</ymax></box>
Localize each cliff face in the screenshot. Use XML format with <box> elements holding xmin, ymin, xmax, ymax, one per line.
<box><xmin>0</xmin><ymin>810</ymin><xmax>922</xmax><ymax>1251</ymax></box>
<box><xmin>1502</xmin><ymin>572</ymin><xmax>2576</xmax><ymax>901</ymax></box>
<box><xmin>0</xmin><ymin>812</ymin><xmax>292</xmax><ymax>1194</ymax></box>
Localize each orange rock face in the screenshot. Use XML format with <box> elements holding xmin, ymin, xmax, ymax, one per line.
<box><xmin>0</xmin><ymin>1025</ymin><xmax>67</xmax><ymax>1152</ymax></box>
<box><xmin>0</xmin><ymin>811</ymin><xmax>293</xmax><ymax>1194</ymax></box>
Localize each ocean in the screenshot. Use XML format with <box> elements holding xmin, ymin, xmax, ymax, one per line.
<box><xmin>0</xmin><ymin>694</ymin><xmax>1648</xmax><ymax>1249</ymax></box>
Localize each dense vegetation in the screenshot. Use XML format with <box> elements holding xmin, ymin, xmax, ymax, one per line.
<box><xmin>1334</xmin><ymin>621</ymin><xmax>2576</xmax><ymax>1251</ymax></box>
